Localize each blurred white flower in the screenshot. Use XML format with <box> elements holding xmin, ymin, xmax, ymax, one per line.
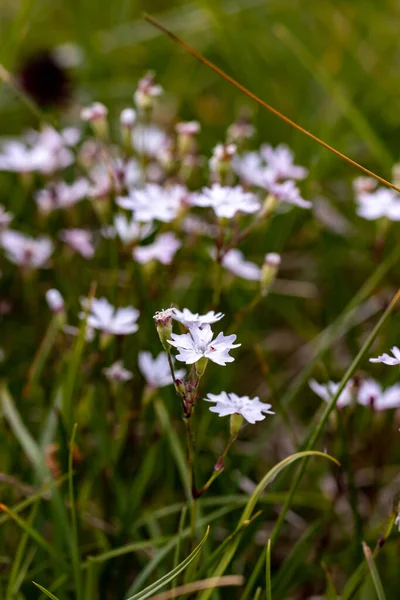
<box><xmin>168</xmin><ymin>324</ymin><xmax>240</xmax><ymax>366</ymax></box>
<box><xmin>309</xmin><ymin>379</ymin><xmax>355</xmax><ymax>408</ymax></box>
<box><xmin>353</xmin><ymin>176</ymin><xmax>378</xmax><ymax>195</ymax></box>
<box><xmin>209</xmin><ymin>143</ymin><xmax>237</xmax><ymax>173</ymax></box>
<box><xmin>83</xmin><ymin>297</ymin><xmax>139</xmax><ymax>335</ymax></box>
<box><xmin>176</xmin><ymin>121</ymin><xmax>200</xmax><ymax>135</ymax></box>
<box><xmin>134</xmin><ymin>72</ymin><xmax>163</xmax><ymax>110</ymax></box>
<box><xmin>268</xmin><ymin>180</ymin><xmax>312</xmax><ymax>209</ymax></box>
<box><xmin>370</xmin><ymin>346</ymin><xmax>400</xmax><ymax>366</ymax></box>
<box><xmin>132</xmin><ymin>124</ymin><xmax>168</xmax><ymax>158</ymax></box>
<box><xmin>173</xmin><ymin>308</ymin><xmax>224</xmax><ymax>328</ymax></box>
<box><xmin>232</xmin><ymin>151</ymin><xmax>264</xmax><ymax>186</ymax></box>
<box><xmin>88</xmin><ymin>158</ymin><xmax>141</xmax><ymax>199</ymax></box>
<box><xmin>117</xmin><ymin>184</ymin><xmax>187</xmax><ymax>223</ymax></box>
<box><xmin>192</xmin><ymin>184</ymin><xmax>260</xmax><ymax>218</ymax></box>
<box><xmin>260</xmin><ymin>144</ymin><xmax>308</xmax><ymax>181</ymax></box>
<box><xmin>60</xmin><ymin>229</ymin><xmax>95</xmax><ymax>259</ymax></box>
<box><xmin>111</xmin><ymin>214</ymin><xmax>153</xmax><ymax>245</ymax></box>
<box><xmin>1</xmin><ymin>230</ymin><xmax>53</xmax><ymax>268</ymax></box>
<box><xmin>358</xmin><ymin>379</ymin><xmax>400</xmax><ymax>410</ymax></box>
<box><xmin>35</xmin><ymin>179</ymin><xmax>89</xmax><ymax>213</ymax></box>
<box><xmin>120</xmin><ymin>108</ymin><xmax>137</xmax><ymax>128</ymax></box>
<box><xmin>46</xmin><ymin>289</ymin><xmax>64</xmax><ymax>313</ymax></box>
<box><xmin>0</xmin><ymin>205</ymin><xmax>13</xmax><ymax>229</ymax></box>
<box><xmin>0</xmin><ymin>126</ymin><xmax>74</xmax><ymax>174</ymax></box>
<box><xmin>81</xmin><ymin>102</ymin><xmax>108</xmax><ymax>122</ymax></box>
<box><xmin>221</xmin><ymin>249</ymin><xmax>261</xmax><ymax>281</ymax></box>
<box><xmin>103</xmin><ymin>360</ymin><xmax>133</xmax><ymax>382</ymax></box>
<box><xmin>133</xmin><ymin>232</ymin><xmax>181</xmax><ymax>265</ymax></box>
<box><xmin>205</xmin><ymin>391</ymin><xmax>274</xmax><ymax>424</ymax></box>
<box><xmin>138</xmin><ymin>351</ymin><xmax>185</xmax><ymax>388</ymax></box>
<box><xmin>356</xmin><ymin>188</ymin><xmax>400</xmax><ymax>221</ymax></box>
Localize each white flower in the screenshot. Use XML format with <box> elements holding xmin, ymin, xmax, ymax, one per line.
<box><xmin>103</xmin><ymin>360</ymin><xmax>133</xmax><ymax>382</ymax></box>
<box><xmin>83</xmin><ymin>297</ymin><xmax>139</xmax><ymax>335</ymax></box>
<box><xmin>138</xmin><ymin>351</ymin><xmax>185</xmax><ymax>388</ymax></box>
<box><xmin>358</xmin><ymin>379</ymin><xmax>400</xmax><ymax>410</ymax></box>
<box><xmin>204</xmin><ymin>391</ymin><xmax>274</xmax><ymax>424</ymax></box>
<box><xmin>209</xmin><ymin>143</ymin><xmax>237</xmax><ymax>172</ymax></box>
<box><xmin>111</xmin><ymin>214</ymin><xmax>153</xmax><ymax>245</ymax></box>
<box><xmin>353</xmin><ymin>176</ymin><xmax>378</xmax><ymax>195</ymax></box>
<box><xmin>268</xmin><ymin>180</ymin><xmax>312</xmax><ymax>209</ymax></box>
<box><xmin>46</xmin><ymin>289</ymin><xmax>64</xmax><ymax>313</ymax></box>
<box><xmin>221</xmin><ymin>249</ymin><xmax>261</xmax><ymax>281</ymax></box>
<box><xmin>168</xmin><ymin>324</ymin><xmax>240</xmax><ymax>366</ymax></box>
<box><xmin>309</xmin><ymin>379</ymin><xmax>355</xmax><ymax>408</ymax></box>
<box><xmin>81</xmin><ymin>102</ymin><xmax>108</xmax><ymax>122</ymax></box>
<box><xmin>131</xmin><ymin>125</ymin><xmax>169</xmax><ymax>158</ymax></box>
<box><xmin>173</xmin><ymin>308</ymin><xmax>224</xmax><ymax>328</ymax></box>
<box><xmin>370</xmin><ymin>346</ymin><xmax>400</xmax><ymax>366</ymax></box>
<box><xmin>60</xmin><ymin>229</ymin><xmax>95</xmax><ymax>259</ymax></box>
<box><xmin>356</xmin><ymin>188</ymin><xmax>400</xmax><ymax>221</ymax></box>
<box><xmin>260</xmin><ymin>144</ymin><xmax>308</xmax><ymax>181</ymax></box>
<box><xmin>120</xmin><ymin>108</ymin><xmax>137</xmax><ymax>128</ymax></box>
<box><xmin>133</xmin><ymin>232</ymin><xmax>181</xmax><ymax>265</ymax></box>
<box><xmin>0</xmin><ymin>127</ymin><xmax>74</xmax><ymax>174</ymax></box>
<box><xmin>0</xmin><ymin>230</ymin><xmax>53</xmax><ymax>268</ymax></box>
<box><xmin>117</xmin><ymin>184</ymin><xmax>187</xmax><ymax>223</ymax></box>
<box><xmin>232</xmin><ymin>151</ymin><xmax>265</xmax><ymax>186</ymax></box>
<box><xmin>192</xmin><ymin>184</ymin><xmax>260</xmax><ymax>219</ymax></box>
<box><xmin>176</xmin><ymin>121</ymin><xmax>200</xmax><ymax>135</ymax></box>
<box><xmin>35</xmin><ymin>179</ymin><xmax>89</xmax><ymax>213</ymax></box>
<box><xmin>0</xmin><ymin>205</ymin><xmax>13</xmax><ymax>229</ymax></box>
<box><xmin>134</xmin><ymin>72</ymin><xmax>163</xmax><ymax>109</ymax></box>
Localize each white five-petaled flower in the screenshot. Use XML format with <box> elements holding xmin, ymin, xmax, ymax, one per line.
<box><xmin>35</xmin><ymin>179</ymin><xmax>89</xmax><ymax>213</ymax></box>
<box><xmin>103</xmin><ymin>360</ymin><xmax>133</xmax><ymax>382</ymax></box>
<box><xmin>192</xmin><ymin>184</ymin><xmax>260</xmax><ymax>219</ymax></box>
<box><xmin>138</xmin><ymin>351</ymin><xmax>185</xmax><ymax>388</ymax></box>
<box><xmin>204</xmin><ymin>391</ymin><xmax>274</xmax><ymax>424</ymax></box>
<box><xmin>107</xmin><ymin>214</ymin><xmax>153</xmax><ymax>245</ymax></box>
<box><xmin>60</xmin><ymin>229</ymin><xmax>95</xmax><ymax>259</ymax></box>
<box><xmin>168</xmin><ymin>324</ymin><xmax>240</xmax><ymax>366</ymax></box>
<box><xmin>173</xmin><ymin>308</ymin><xmax>224</xmax><ymax>328</ymax></box>
<box><xmin>46</xmin><ymin>289</ymin><xmax>64</xmax><ymax>313</ymax></box>
<box><xmin>0</xmin><ymin>230</ymin><xmax>53</xmax><ymax>268</ymax></box>
<box><xmin>268</xmin><ymin>179</ymin><xmax>312</xmax><ymax>209</ymax></box>
<box><xmin>260</xmin><ymin>144</ymin><xmax>308</xmax><ymax>181</ymax></box>
<box><xmin>356</xmin><ymin>188</ymin><xmax>400</xmax><ymax>221</ymax></box>
<box><xmin>221</xmin><ymin>249</ymin><xmax>261</xmax><ymax>281</ymax></box>
<box><xmin>82</xmin><ymin>297</ymin><xmax>139</xmax><ymax>335</ymax></box>
<box><xmin>117</xmin><ymin>183</ymin><xmax>187</xmax><ymax>223</ymax></box>
<box><xmin>370</xmin><ymin>346</ymin><xmax>400</xmax><ymax>366</ymax></box>
<box><xmin>309</xmin><ymin>379</ymin><xmax>356</xmax><ymax>409</ymax></box>
<box><xmin>133</xmin><ymin>232</ymin><xmax>181</xmax><ymax>265</ymax></box>
<box><xmin>358</xmin><ymin>379</ymin><xmax>400</xmax><ymax>410</ymax></box>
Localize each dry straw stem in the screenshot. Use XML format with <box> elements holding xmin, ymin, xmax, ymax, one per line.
<box><xmin>145</xmin><ymin>576</ymin><xmax>243</xmax><ymax>600</ymax></box>
<box><xmin>143</xmin><ymin>13</ymin><xmax>400</xmax><ymax>194</ymax></box>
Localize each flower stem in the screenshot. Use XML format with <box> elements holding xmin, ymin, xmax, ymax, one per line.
<box><xmin>196</xmin><ymin>434</ymin><xmax>237</xmax><ymax>497</ymax></box>
<box><xmin>184</xmin><ymin>416</ymin><xmax>198</xmax><ymax>542</ymax></box>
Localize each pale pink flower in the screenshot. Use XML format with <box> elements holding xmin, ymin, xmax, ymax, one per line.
<box><xmin>192</xmin><ymin>184</ymin><xmax>260</xmax><ymax>218</ymax></box>
<box><xmin>118</xmin><ymin>184</ymin><xmax>187</xmax><ymax>223</ymax></box>
<box><xmin>81</xmin><ymin>102</ymin><xmax>108</xmax><ymax>122</ymax></box>
<box><xmin>356</xmin><ymin>188</ymin><xmax>400</xmax><ymax>221</ymax></box>
<box><xmin>46</xmin><ymin>289</ymin><xmax>64</xmax><ymax>313</ymax></box>
<box><xmin>133</xmin><ymin>232</ymin><xmax>181</xmax><ymax>265</ymax></box>
<box><xmin>0</xmin><ymin>205</ymin><xmax>13</xmax><ymax>229</ymax></box>
<box><xmin>173</xmin><ymin>308</ymin><xmax>224</xmax><ymax>328</ymax></box>
<box><xmin>221</xmin><ymin>249</ymin><xmax>261</xmax><ymax>280</ymax></box>
<box><xmin>1</xmin><ymin>230</ymin><xmax>53</xmax><ymax>268</ymax></box>
<box><xmin>35</xmin><ymin>179</ymin><xmax>89</xmax><ymax>213</ymax></box>
<box><xmin>370</xmin><ymin>346</ymin><xmax>400</xmax><ymax>366</ymax></box>
<box><xmin>260</xmin><ymin>144</ymin><xmax>308</xmax><ymax>181</ymax></box>
<box><xmin>103</xmin><ymin>360</ymin><xmax>133</xmax><ymax>382</ymax></box>
<box><xmin>309</xmin><ymin>379</ymin><xmax>355</xmax><ymax>408</ymax></box>
<box><xmin>120</xmin><ymin>108</ymin><xmax>137</xmax><ymax>128</ymax></box>
<box><xmin>268</xmin><ymin>180</ymin><xmax>312</xmax><ymax>209</ymax></box>
<box><xmin>82</xmin><ymin>297</ymin><xmax>139</xmax><ymax>335</ymax></box>
<box><xmin>138</xmin><ymin>351</ymin><xmax>185</xmax><ymax>388</ymax></box>
<box><xmin>131</xmin><ymin>125</ymin><xmax>168</xmax><ymax>158</ymax></box>
<box><xmin>60</xmin><ymin>229</ymin><xmax>95</xmax><ymax>259</ymax></box>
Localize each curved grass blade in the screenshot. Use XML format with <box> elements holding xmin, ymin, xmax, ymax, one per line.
<box><xmin>362</xmin><ymin>542</ymin><xmax>387</xmax><ymax>600</ymax></box>
<box><xmin>32</xmin><ymin>582</ymin><xmax>61</xmax><ymax>600</ymax></box>
<box><xmin>198</xmin><ymin>451</ymin><xmax>339</xmax><ymax>600</ymax></box>
<box><xmin>126</xmin><ymin>526</ymin><xmax>209</xmax><ymax>600</ymax></box>
<box><xmin>143</xmin><ymin>13</ymin><xmax>400</xmax><ymax>193</ymax></box>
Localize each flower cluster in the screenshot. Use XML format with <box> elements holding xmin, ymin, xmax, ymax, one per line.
<box><xmin>310</xmin><ymin>377</ymin><xmax>400</xmax><ymax>411</ymax></box>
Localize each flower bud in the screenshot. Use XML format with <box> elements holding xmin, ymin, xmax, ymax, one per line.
<box><xmin>81</xmin><ymin>102</ymin><xmax>109</xmax><ymax>140</ymax></box>
<box><xmin>46</xmin><ymin>288</ymin><xmax>64</xmax><ymax>314</ymax></box>
<box><xmin>261</xmin><ymin>253</ymin><xmax>281</xmax><ymax>296</ymax></box>
<box><xmin>120</xmin><ymin>108</ymin><xmax>137</xmax><ymax>153</ymax></box>
<box><xmin>209</xmin><ymin>143</ymin><xmax>237</xmax><ymax>182</ymax></box>
<box><xmin>176</xmin><ymin>121</ymin><xmax>200</xmax><ymax>157</ymax></box>
<box><xmin>153</xmin><ymin>308</ymin><xmax>174</xmax><ymax>350</ymax></box>
<box><xmin>134</xmin><ymin>71</ymin><xmax>163</xmax><ymax>113</ymax></box>
<box><xmin>230</xmin><ymin>413</ymin><xmax>244</xmax><ymax>437</ymax></box>
<box><xmin>195</xmin><ymin>356</ymin><xmax>208</xmax><ymax>377</ymax></box>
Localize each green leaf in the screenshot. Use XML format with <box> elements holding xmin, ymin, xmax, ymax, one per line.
<box><xmin>266</xmin><ymin>539</ymin><xmax>272</xmax><ymax>600</ymax></box>
<box><xmin>362</xmin><ymin>541</ymin><xmax>387</xmax><ymax>600</ymax></box>
<box><xmin>198</xmin><ymin>451</ymin><xmax>339</xmax><ymax>600</ymax></box>
<box><xmin>125</xmin><ymin>526</ymin><xmax>209</xmax><ymax>600</ymax></box>
<box><xmin>32</xmin><ymin>581</ymin><xmax>61</xmax><ymax>600</ymax></box>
